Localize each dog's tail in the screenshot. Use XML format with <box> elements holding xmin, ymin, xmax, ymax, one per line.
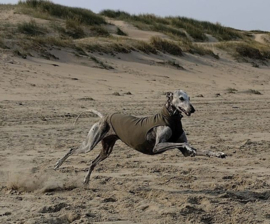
<box><xmin>74</xmin><ymin>109</ymin><xmax>104</xmax><ymax>126</ymax></box>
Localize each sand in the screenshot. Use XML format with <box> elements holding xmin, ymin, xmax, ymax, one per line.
<box><xmin>1</xmin><ymin>19</ymin><xmax>270</xmax><ymax>223</ymax></box>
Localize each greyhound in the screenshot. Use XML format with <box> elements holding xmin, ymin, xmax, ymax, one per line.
<box><xmin>54</xmin><ymin>90</ymin><xmax>226</xmax><ymax>185</ymax></box>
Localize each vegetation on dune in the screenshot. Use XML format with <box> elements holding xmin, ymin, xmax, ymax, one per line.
<box><xmin>217</xmin><ymin>41</ymin><xmax>270</xmax><ymax>61</ymax></box>
<box><xmin>18</xmin><ymin>0</ymin><xmax>106</xmax><ymax>25</ymax></box>
<box><xmin>100</xmin><ymin>10</ymin><xmax>243</xmax><ymax>42</ymax></box>
<box><xmin>149</xmin><ymin>36</ymin><xmax>183</xmax><ymax>56</ymax></box>
<box><xmin>0</xmin><ymin>1</ymin><xmax>268</xmax><ymax>64</ymax></box>
<box><xmin>17</xmin><ymin>19</ymin><xmax>47</xmax><ymax>36</ymax></box>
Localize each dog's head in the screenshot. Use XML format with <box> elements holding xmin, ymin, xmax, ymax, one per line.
<box><xmin>166</xmin><ymin>90</ymin><xmax>195</xmax><ymax>116</ymax></box>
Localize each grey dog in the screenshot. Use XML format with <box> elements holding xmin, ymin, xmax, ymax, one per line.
<box><xmin>55</xmin><ymin>90</ymin><xmax>226</xmax><ymax>184</ymax></box>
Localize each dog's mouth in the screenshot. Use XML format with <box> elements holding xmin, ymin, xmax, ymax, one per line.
<box><xmin>178</xmin><ymin>107</ymin><xmax>191</xmax><ymax>116</ymax></box>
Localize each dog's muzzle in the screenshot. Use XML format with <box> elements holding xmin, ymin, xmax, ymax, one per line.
<box><xmin>178</xmin><ymin>105</ymin><xmax>195</xmax><ymax>116</ymax></box>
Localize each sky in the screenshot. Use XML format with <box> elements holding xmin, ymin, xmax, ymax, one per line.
<box><xmin>1</xmin><ymin>0</ymin><xmax>270</xmax><ymax>31</ymax></box>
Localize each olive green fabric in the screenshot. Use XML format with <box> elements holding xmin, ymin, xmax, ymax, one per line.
<box><xmin>109</xmin><ymin>106</ymin><xmax>183</xmax><ymax>154</ymax></box>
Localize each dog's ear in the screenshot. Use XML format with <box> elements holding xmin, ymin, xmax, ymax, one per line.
<box><xmin>166</xmin><ymin>92</ymin><xmax>173</xmax><ymax>100</ymax></box>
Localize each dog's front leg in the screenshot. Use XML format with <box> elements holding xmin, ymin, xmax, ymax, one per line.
<box><xmin>177</xmin><ymin>131</ymin><xmax>226</xmax><ymax>158</ymax></box>
<box><xmin>151</xmin><ymin>126</ymin><xmax>195</xmax><ymax>155</ymax></box>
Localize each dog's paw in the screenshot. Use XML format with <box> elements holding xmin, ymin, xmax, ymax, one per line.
<box><xmin>83</xmin><ymin>177</ymin><xmax>90</xmax><ymax>185</ymax></box>
<box><xmin>216</xmin><ymin>152</ymin><xmax>227</xmax><ymax>158</ymax></box>
<box><xmin>54</xmin><ymin>160</ymin><xmax>62</xmax><ymax>170</ymax></box>
<box><xmin>179</xmin><ymin>144</ymin><xmax>196</xmax><ymax>157</ymax></box>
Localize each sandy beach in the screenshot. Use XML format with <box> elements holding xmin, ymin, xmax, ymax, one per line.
<box><xmin>1</xmin><ymin>5</ymin><xmax>270</xmax><ymax>224</ymax></box>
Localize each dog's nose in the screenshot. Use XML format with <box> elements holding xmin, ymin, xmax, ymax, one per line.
<box><xmin>190</xmin><ymin>105</ymin><xmax>195</xmax><ymax>113</ymax></box>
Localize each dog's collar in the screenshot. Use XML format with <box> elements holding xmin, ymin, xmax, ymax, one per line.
<box><xmin>163</xmin><ymin>104</ymin><xmax>183</xmax><ymax>118</ymax></box>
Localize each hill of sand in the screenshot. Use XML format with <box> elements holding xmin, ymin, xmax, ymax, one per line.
<box><xmin>1</xmin><ymin>6</ymin><xmax>270</xmax><ymax>224</ymax></box>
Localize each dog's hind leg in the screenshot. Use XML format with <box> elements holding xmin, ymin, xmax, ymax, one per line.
<box><xmin>54</xmin><ymin>118</ymin><xmax>109</xmax><ymax>170</ymax></box>
<box><xmin>83</xmin><ymin>136</ymin><xmax>117</xmax><ymax>185</ymax></box>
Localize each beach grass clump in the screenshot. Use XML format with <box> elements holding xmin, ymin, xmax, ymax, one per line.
<box><xmin>150</xmin><ymin>36</ymin><xmax>183</xmax><ymax>56</ymax></box>
<box><xmin>132</xmin><ymin>40</ymin><xmax>157</xmax><ymax>54</ymax></box>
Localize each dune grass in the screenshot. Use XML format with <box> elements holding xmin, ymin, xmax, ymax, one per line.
<box><xmin>100</xmin><ymin>10</ymin><xmax>243</xmax><ymax>42</ymax></box>
<box><xmin>18</xmin><ymin>0</ymin><xmax>106</xmax><ymax>25</ymax></box>
<box><xmin>217</xmin><ymin>41</ymin><xmax>270</xmax><ymax>61</ymax></box>
<box><xmin>1</xmin><ymin>1</ymin><xmax>266</xmax><ymax>63</ymax></box>
<box><xmin>16</xmin><ymin>0</ymin><xmax>110</xmax><ymax>40</ymax></box>
<box><xmin>149</xmin><ymin>36</ymin><xmax>183</xmax><ymax>56</ymax></box>
<box><xmin>17</xmin><ymin>19</ymin><xmax>47</xmax><ymax>36</ymax></box>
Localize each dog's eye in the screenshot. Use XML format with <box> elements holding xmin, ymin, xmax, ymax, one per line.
<box><xmin>180</xmin><ymin>97</ymin><xmax>184</xmax><ymax>101</ymax></box>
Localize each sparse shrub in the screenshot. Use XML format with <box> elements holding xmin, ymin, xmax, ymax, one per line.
<box><xmin>17</xmin><ymin>19</ymin><xmax>46</xmax><ymax>36</ymax></box>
